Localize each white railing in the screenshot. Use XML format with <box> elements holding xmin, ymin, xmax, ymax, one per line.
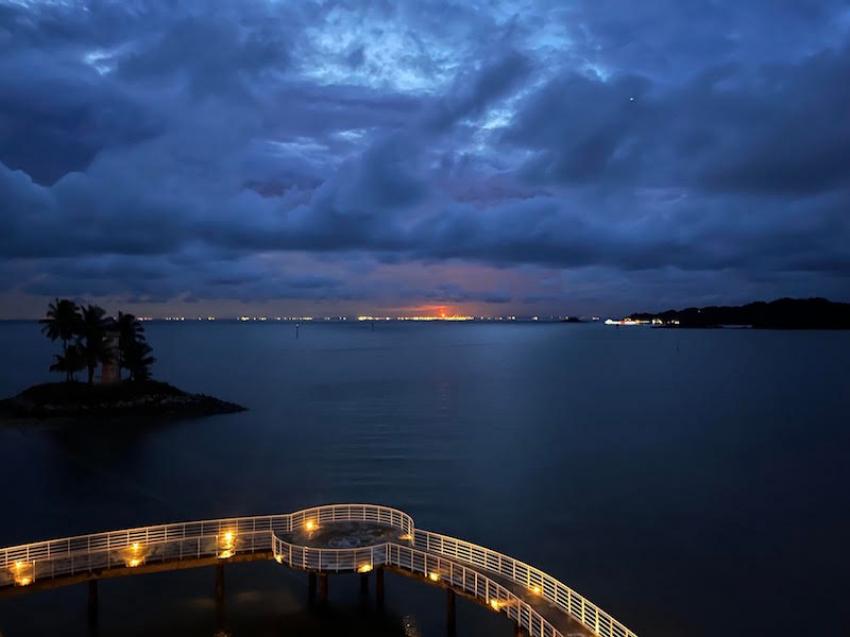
<box><xmin>269</xmin><ymin>534</ymin><xmax>562</xmax><ymax>637</ymax></box>
<box><xmin>272</xmin><ymin>535</ymin><xmax>390</xmax><ymax>572</ymax></box>
<box><xmin>0</xmin><ymin>504</ymin><xmax>634</xmax><ymax>637</ymax></box>
<box><xmin>387</xmin><ymin>542</ymin><xmax>563</xmax><ymax>637</ymax></box>
<box><xmin>0</xmin><ymin>504</ymin><xmax>412</xmax><ymax>587</ymax></box>
<box><xmin>415</xmin><ymin>529</ymin><xmax>636</xmax><ymax>637</ymax></box>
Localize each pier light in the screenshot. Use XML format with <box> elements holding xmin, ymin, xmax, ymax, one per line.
<box><xmin>122</xmin><ymin>541</ymin><xmax>147</xmax><ymax>568</ymax></box>
<box><xmin>489</xmin><ymin>598</ymin><xmax>503</xmax><ymax>611</ymax></box>
<box><xmin>530</xmin><ymin>584</ymin><xmax>542</xmax><ymax>595</ymax></box>
<box><xmin>274</xmin><ymin>554</ymin><xmax>284</xmax><ymax>564</ymax></box>
<box><xmin>218</xmin><ymin>529</ymin><xmax>237</xmax><ymax>559</ymax></box>
<box><xmin>304</xmin><ymin>519</ymin><xmax>318</xmax><ymax>533</ymax></box>
<box><xmin>357</xmin><ymin>563</ymin><xmax>373</xmax><ymax>573</ymax></box>
<box><xmin>428</xmin><ymin>571</ymin><xmax>441</xmax><ymax>582</ymax></box>
<box><xmin>11</xmin><ymin>560</ymin><xmax>33</xmax><ymax>586</ymax></box>
<box><xmin>398</xmin><ymin>533</ymin><xmax>413</xmax><ymax>541</ymax></box>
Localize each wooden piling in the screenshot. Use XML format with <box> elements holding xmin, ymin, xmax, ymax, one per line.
<box><xmin>376</xmin><ymin>567</ymin><xmax>385</xmax><ymax>609</ymax></box>
<box><xmin>87</xmin><ymin>579</ymin><xmax>98</xmax><ymax>624</ymax></box>
<box><xmin>446</xmin><ymin>588</ymin><xmax>456</xmax><ymax>636</ymax></box>
<box><xmin>318</xmin><ymin>573</ymin><xmax>329</xmax><ymax>604</ymax></box>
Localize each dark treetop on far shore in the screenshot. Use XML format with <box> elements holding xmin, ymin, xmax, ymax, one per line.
<box><xmin>629</xmin><ymin>298</ymin><xmax>850</xmax><ymax>329</ymax></box>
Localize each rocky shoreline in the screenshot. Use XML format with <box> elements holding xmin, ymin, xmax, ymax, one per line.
<box><xmin>0</xmin><ymin>380</ymin><xmax>246</xmax><ymax>423</ymax></box>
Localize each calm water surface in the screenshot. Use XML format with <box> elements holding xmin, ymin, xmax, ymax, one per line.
<box><xmin>0</xmin><ymin>322</ymin><xmax>848</xmax><ymax>636</ymax></box>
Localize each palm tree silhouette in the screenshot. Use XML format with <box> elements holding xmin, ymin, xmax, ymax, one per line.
<box><xmin>117</xmin><ymin>312</ymin><xmax>152</xmax><ymax>380</ymax></box>
<box><xmin>79</xmin><ymin>304</ymin><xmax>112</xmax><ymax>385</ymax></box>
<box><xmin>49</xmin><ymin>344</ymin><xmax>86</xmax><ymax>382</ymax></box>
<box><xmin>124</xmin><ymin>340</ymin><xmax>156</xmax><ymax>381</ymax></box>
<box><xmin>39</xmin><ymin>299</ymin><xmax>81</xmax><ymax>362</ymax></box>
<box><xmin>116</xmin><ymin>312</ymin><xmax>142</xmax><ymax>378</ymax></box>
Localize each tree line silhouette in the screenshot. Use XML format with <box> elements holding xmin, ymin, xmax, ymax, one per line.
<box><xmin>39</xmin><ymin>299</ymin><xmax>155</xmax><ymax>383</ymax></box>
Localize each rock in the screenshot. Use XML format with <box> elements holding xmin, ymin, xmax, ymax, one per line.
<box><xmin>0</xmin><ymin>380</ymin><xmax>246</xmax><ymax>424</ymax></box>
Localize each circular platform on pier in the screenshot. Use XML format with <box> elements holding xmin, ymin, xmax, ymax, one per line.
<box><xmin>280</xmin><ymin>521</ymin><xmax>405</xmax><ymax>549</ymax></box>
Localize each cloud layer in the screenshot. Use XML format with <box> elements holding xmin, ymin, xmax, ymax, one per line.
<box><xmin>2</xmin><ymin>0</ymin><xmax>849</xmax><ymax>316</ymax></box>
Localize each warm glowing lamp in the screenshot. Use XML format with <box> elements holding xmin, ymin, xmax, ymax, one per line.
<box><xmin>218</xmin><ymin>529</ymin><xmax>237</xmax><ymax>559</ymax></box>
<box><xmin>489</xmin><ymin>598</ymin><xmax>503</xmax><ymax>611</ymax></box>
<box><xmin>530</xmin><ymin>584</ymin><xmax>542</xmax><ymax>595</ymax></box>
<box><xmin>428</xmin><ymin>571</ymin><xmax>440</xmax><ymax>582</ymax></box>
<box><xmin>11</xmin><ymin>560</ymin><xmax>33</xmax><ymax>586</ymax></box>
<box><xmin>304</xmin><ymin>519</ymin><xmax>318</xmax><ymax>532</ymax></box>
<box><xmin>121</xmin><ymin>541</ymin><xmax>147</xmax><ymax>568</ymax></box>
<box><xmin>357</xmin><ymin>563</ymin><xmax>373</xmax><ymax>573</ymax></box>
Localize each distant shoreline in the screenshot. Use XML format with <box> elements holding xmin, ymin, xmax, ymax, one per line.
<box><xmin>626</xmin><ymin>297</ymin><xmax>850</xmax><ymax>330</ymax></box>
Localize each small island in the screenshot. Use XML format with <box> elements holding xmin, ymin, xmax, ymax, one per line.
<box><xmin>626</xmin><ymin>297</ymin><xmax>850</xmax><ymax>329</ymax></box>
<box><xmin>0</xmin><ymin>299</ymin><xmax>245</xmax><ymax>423</ymax></box>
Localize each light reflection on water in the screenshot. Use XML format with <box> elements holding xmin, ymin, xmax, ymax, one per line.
<box><xmin>1</xmin><ymin>321</ymin><xmax>849</xmax><ymax>636</ymax></box>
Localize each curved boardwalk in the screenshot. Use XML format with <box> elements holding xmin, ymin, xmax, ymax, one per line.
<box><xmin>0</xmin><ymin>504</ymin><xmax>635</xmax><ymax>637</ymax></box>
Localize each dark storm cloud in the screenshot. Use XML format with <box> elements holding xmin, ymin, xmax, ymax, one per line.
<box><xmin>1</xmin><ymin>0</ymin><xmax>849</xmax><ymax>313</ymax></box>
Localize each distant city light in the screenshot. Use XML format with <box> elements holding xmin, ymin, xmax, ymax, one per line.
<box><xmin>357</xmin><ymin>315</ymin><xmax>475</xmax><ymax>321</ymax></box>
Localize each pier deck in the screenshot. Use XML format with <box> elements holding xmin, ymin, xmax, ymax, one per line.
<box><xmin>0</xmin><ymin>504</ymin><xmax>634</xmax><ymax>637</ymax></box>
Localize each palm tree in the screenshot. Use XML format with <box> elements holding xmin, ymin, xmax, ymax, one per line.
<box><xmin>40</xmin><ymin>299</ymin><xmax>80</xmax><ymax>359</ymax></box>
<box><xmin>116</xmin><ymin>312</ymin><xmax>145</xmax><ymax>380</ymax></box>
<box><xmin>79</xmin><ymin>304</ymin><xmax>112</xmax><ymax>385</ymax></box>
<box><xmin>49</xmin><ymin>344</ymin><xmax>86</xmax><ymax>382</ymax></box>
<box><xmin>124</xmin><ymin>340</ymin><xmax>155</xmax><ymax>382</ymax></box>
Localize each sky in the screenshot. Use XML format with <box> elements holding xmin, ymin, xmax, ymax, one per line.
<box><xmin>1</xmin><ymin>0</ymin><xmax>850</xmax><ymax>318</ymax></box>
